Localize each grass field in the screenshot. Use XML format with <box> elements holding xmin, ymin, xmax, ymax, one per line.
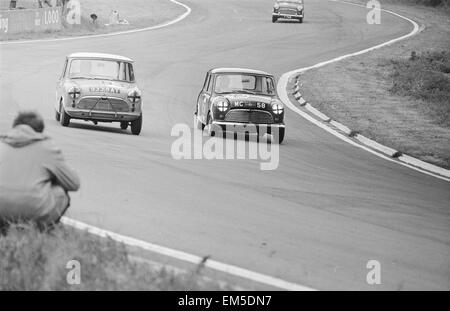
<box><xmin>389</xmin><ymin>51</ymin><xmax>450</xmax><ymax>126</ymax></box>
<box><xmin>1</xmin><ymin>0</ymin><xmax>186</xmax><ymax>41</ymax></box>
<box><xmin>299</xmin><ymin>0</ymin><xmax>450</xmax><ymax>168</ymax></box>
<box><xmin>379</xmin><ymin>0</ymin><xmax>449</xmax><ymax>7</ymax></box>
<box><xmin>0</xmin><ymin>223</ymin><xmax>232</xmax><ymax>290</ymax></box>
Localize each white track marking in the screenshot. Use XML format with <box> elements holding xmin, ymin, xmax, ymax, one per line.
<box><xmin>61</xmin><ymin>217</ymin><xmax>316</xmax><ymax>291</ymax></box>
<box><xmin>330</xmin><ymin>120</ymin><xmax>352</xmax><ymax>135</ymax></box>
<box><xmin>304</xmin><ymin>103</ymin><xmax>331</xmax><ymax>122</ymax></box>
<box><xmin>290</xmin><ymin>0</ymin><xmax>420</xmax><ymax>72</ymax></box>
<box><xmin>0</xmin><ymin>0</ymin><xmax>191</xmax><ymax>45</ymax></box>
<box><xmin>278</xmin><ymin>0</ymin><xmax>450</xmax><ymax>182</ymax></box>
<box><xmin>354</xmin><ymin>134</ymin><xmax>399</xmax><ymax>157</ymax></box>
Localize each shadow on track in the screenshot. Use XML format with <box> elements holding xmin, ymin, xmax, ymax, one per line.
<box><xmin>56</xmin><ymin>120</ymin><xmax>133</xmax><ymax>135</ymax></box>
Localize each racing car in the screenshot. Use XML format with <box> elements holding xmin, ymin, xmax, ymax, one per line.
<box><xmin>272</xmin><ymin>0</ymin><xmax>305</xmax><ymax>23</ymax></box>
<box><xmin>194</xmin><ymin>68</ymin><xmax>285</xmax><ymax>143</ymax></box>
<box><xmin>55</xmin><ymin>52</ymin><xmax>143</xmax><ymax>135</ymax></box>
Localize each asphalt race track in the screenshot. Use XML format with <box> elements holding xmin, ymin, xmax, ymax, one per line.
<box><xmin>1</xmin><ymin>0</ymin><xmax>449</xmax><ymax>290</ymax></box>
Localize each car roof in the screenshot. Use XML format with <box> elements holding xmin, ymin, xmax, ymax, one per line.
<box><xmin>210</xmin><ymin>67</ymin><xmax>272</xmax><ymax>76</ymax></box>
<box><xmin>67</xmin><ymin>52</ymin><xmax>134</xmax><ymax>62</ymax></box>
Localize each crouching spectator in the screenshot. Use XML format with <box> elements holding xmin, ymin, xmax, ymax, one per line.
<box><xmin>0</xmin><ymin>111</ymin><xmax>80</xmax><ymax>232</ymax></box>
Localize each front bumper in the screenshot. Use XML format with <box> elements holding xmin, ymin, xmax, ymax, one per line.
<box><xmin>65</xmin><ymin>108</ymin><xmax>141</xmax><ymax>122</ymax></box>
<box><xmin>273</xmin><ymin>12</ymin><xmax>303</xmax><ymax>19</ymax></box>
<box><xmin>212</xmin><ymin>121</ymin><xmax>285</xmax><ymax>133</ymax></box>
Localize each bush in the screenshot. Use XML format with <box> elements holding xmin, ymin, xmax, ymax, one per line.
<box><xmin>389</xmin><ymin>51</ymin><xmax>450</xmax><ymax>125</ymax></box>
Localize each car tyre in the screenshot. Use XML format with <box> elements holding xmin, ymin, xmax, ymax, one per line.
<box><xmin>299</xmin><ymin>17</ymin><xmax>303</xmax><ymax>23</ymax></box>
<box><xmin>273</xmin><ymin>127</ymin><xmax>285</xmax><ymax>144</ymax></box>
<box><xmin>131</xmin><ymin>114</ymin><xmax>142</xmax><ymax>135</ymax></box>
<box><xmin>205</xmin><ymin>113</ymin><xmax>215</xmax><ymax>136</ymax></box>
<box><xmin>120</xmin><ymin>121</ymin><xmax>128</xmax><ymax>130</ymax></box>
<box><xmin>277</xmin><ymin>127</ymin><xmax>285</xmax><ymax>144</ymax></box>
<box><xmin>272</xmin><ymin>16</ymin><xmax>277</xmax><ymax>23</ymax></box>
<box><xmin>55</xmin><ymin>109</ymin><xmax>60</xmax><ymax>122</ymax></box>
<box><xmin>60</xmin><ymin>106</ymin><xmax>70</xmax><ymax>127</ymax></box>
<box><xmin>194</xmin><ymin>113</ymin><xmax>205</xmax><ymax>130</ymax></box>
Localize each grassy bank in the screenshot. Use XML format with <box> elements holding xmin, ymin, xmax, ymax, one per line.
<box><xmin>1</xmin><ymin>0</ymin><xmax>186</xmax><ymax>41</ymax></box>
<box><xmin>299</xmin><ymin>0</ymin><xmax>450</xmax><ymax>168</ymax></box>
<box><xmin>389</xmin><ymin>51</ymin><xmax>450</xmax><ymax>126</ymax></box>
<box><xmin>379</xmin><ymin>0</ymin><xmax>449</xmax><ymax>8</ymax></box>
<box><xmin>0</xmin><ymin>223</ymin><xmax>231</xmax><ymax>290</ymax></box>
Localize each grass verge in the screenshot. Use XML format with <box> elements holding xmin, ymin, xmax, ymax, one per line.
<box><xmin>1</xmin><ymin>0</ymin><xmax>186</xmax><ymax>41</ymax></box>
<box><xmin>0</xmin><ymin>223</ymin><xmax>232</xmax><ymax>290</ymax></box>
<box><xmin>389</xmin><ymin>50</ymin><xmax>450</xmax><ymax>126</ymax></box>
<box><xmin>298</xmin><ymin>0</ymin><xmax>450</xmax><ymax>168</ymax></box>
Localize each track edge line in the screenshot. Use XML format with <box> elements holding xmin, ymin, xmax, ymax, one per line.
<box><xmin>60</xmin><ymin>217</ymin><xmax>317</xmax><ymax>291</ymax></box>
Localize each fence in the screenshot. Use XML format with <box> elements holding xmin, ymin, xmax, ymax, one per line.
<box><xmin>0</xmin><ymin>5</ymin><xmax>62</xmax><ymax>38</ymax></box>
<box><xmin>1</xmin><ymin>0</ymin><xmax>60</xmax><ymax>10</ymax></box>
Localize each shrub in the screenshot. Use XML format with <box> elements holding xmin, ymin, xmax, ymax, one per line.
<box><xmin>389</xmin><ymin>51</ymin><xmax>450</xmax><ymax>125</ymax></box>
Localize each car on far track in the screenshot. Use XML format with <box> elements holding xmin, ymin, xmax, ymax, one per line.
<box><xmin>55</xmin><ymin>52</ymin><xmax>143</xmax><ymax>135</ymax></box>
<box><xmin>272</xmin><ymin>0</ymin><xmax>305</xmax><ymax>23</ymax></box>
<box><xmin>194</xmin><ymin>68</ymin><xmax>286</xmax><ymax>143</ymax></box>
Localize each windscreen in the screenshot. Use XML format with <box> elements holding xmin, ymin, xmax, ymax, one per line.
<box><xmin>214</xmin><ymin>74</ymin><xmax>276</xmax><ymax>95</ymax></box>
<box><xmin>69</xmin><ymin>59</ymin><xmax>134</xmax><ymax>82</ymax></box>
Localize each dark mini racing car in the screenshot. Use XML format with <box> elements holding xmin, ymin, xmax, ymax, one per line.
<box><xmin>194</xmin><ymin>68</ymin><xmax>285</xmax><ymax>143</ymax></box>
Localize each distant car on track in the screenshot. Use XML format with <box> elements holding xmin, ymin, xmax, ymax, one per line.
<box><xmin>194</xmin><ymin>68</ymin><xmax>285</xmax><ymax>143</ymax></box>
<box><xmin>272</xmin><ymin>0</ymin><xmax>305</xmax><ymax>23</ymax></box>
<box><xmin>55</xmin><ymin>52</ymin><xmax>143</xmax><ymax>135</ymax></box>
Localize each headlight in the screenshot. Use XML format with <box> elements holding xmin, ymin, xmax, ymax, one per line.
<box><xmin>214</xmin><ymin>97</ymin><xmax>229</xmax><ymax>112</ymax></box>
<box><xmin>298</xmin><ymin>5</ymin><xmax>303</xmax><ymax>11</ymax></box>
<box><xmin>127</xmin><ymin>88</ymin><xmax>141</xmax><ymax>103</ymax></box>
<box><xmin>274</xmin><ymin>3</ymin><xmax>280</xmax><ymax>10</ymax></box>
<box><xmin>68</xmin><ymin>86</ymin><xmax>81</xmax><ymax>99</ymax></box>
<box><xmin>271</xmin><ymin>101</ymin><xmax>284</xmax><ymax>114</ymax></box>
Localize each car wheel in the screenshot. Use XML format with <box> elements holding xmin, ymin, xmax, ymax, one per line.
<box><xmin>120</xmin><ymin>121</ymin><xmax>128</xmax><ymax>130</ymax></box>
<box><xmin>194</xmin><ymin>113</ymin><xmax>205</xmax><ymax>130</ymax></box>
<box><xmin>60</xmin><ymin>106</ymin><xmax>70</xmax><ymax>127</ymax></box>
<box><xmin>272</xmin><ymin>16</ymin><xmax>277</xmax><ymax>23</ymax></box>
<box><xmin>299</xmin><ymin>17</ymin><xmax>303</xmax><ymax>23</ymax></box>
<box><xmin>55</xmin><ymin>99</ymin><xmax>62</xmax><ymax>121</ymax></box>
<box><xmin>275</xmin><ymin>127</ymin><xmax>285</xmax><ymax>144</ymax></box>
<box><xmin>205</xmin><ymin>113</ymin><xmax>215</xmax><ymax>136</ymax></box>
<box><xmin>131</xmin><ymin>114</ymin><xmax>142</xmax><ymax>135</ymax></box>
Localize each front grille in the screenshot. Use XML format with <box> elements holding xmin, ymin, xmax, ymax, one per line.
<box><xmin>279</xmin><ymin>8</ymin><xmax>297</xmax><ymax>15</ymax></box>
<box><xmin>224</xmin><ymin>109</ymin><xmax>274</xmax><ymax>124</ymax></box>
<box><xmin>77</xmin><ymin>97</ymin><xmax>129</xmax><ymax>112</ymax></box>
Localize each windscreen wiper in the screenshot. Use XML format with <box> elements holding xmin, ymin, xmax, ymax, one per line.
<box><xmin>233</xmin><ymin>90</ymin><xmax>257</xmax><ymax>95</ymax></box>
